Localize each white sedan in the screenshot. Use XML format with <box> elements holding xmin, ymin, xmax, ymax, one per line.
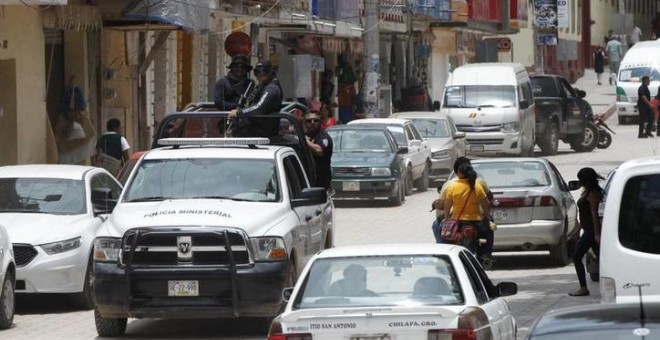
<box><xmin>0</xmin><ymin>165</ymin><xmax>122</xmax><ymax>308</ymax></box>
<box><xmin>269</xmin><ymin>244</ymin><xmax>517</xmax><ymax>340</ymax></box>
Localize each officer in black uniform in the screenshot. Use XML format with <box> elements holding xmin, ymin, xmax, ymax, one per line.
<box><xmin>304</xmin><ymin>110</ymin><xmax>333</xmax><ymax>189</ymax></box>
<box><xmin>229</xmin><ymin>60</ymin><xmax>283</xmax><ymax>138</ymax></box>
<box><xmin>213</xmin><ymin>55</ymin><xmax>254</xmax><ymax>110</ymax></box>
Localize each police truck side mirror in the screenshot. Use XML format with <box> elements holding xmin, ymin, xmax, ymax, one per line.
<box><xmin>282</xmin><ymin>287</ymin><xmax>294</xmax><ymax>303</ymax></box>
<box><xmin>433</xmin><ymin>101</ymin><xmax>441</xmax><ymax>111</ymax></box>
<box><xmin>92</xmin><ymin>187</ymin><xmax>118</xmax><ymax>214</ymax></box>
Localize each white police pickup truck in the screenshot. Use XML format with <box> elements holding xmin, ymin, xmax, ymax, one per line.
<box><xmin>92</xmin><ymin>137</ymin><xmax>334</xmax><ymax>337</ymax></box>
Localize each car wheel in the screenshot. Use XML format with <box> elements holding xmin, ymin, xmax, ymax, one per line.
<box><xmin>389</xmin><ymin>181</ymin><xmax>404</xmax><ymax>206</ymax></box>
<box><xmin>539</xmin><ymin>121</ymin><xmax>559</xmax><ymax>156</ymax></box>
<box><xmin>404</xmin><ymin>168</ymin><xmax>414</xmax><ymax>196</ymax></box>
<box><xmin>415</xmin><ymin>163</ymin><xmax>430</xmax><ymax>192</ymax></box>
<box><xmin>94</xmin><ymin>309</ymin><xmax>127</xmax><ymax>337</ymax></box>
<box><xmin>618</xmin><ymin>115</ymin><xmax>626</xmax><ymax>125</ymax></box>
<box><xmin>549</xmin><ymin>233</ymin><xmax>570</xmax><ymax>266</ymax></box>
<box><xmin>0</xmin><ymin>271</ymin><xmax>15</xmax><ymax>330</ymax></box>
<box><xmin>74</xmin><ymin>260</ymin><xmax>94</xmax><ymax>310</ymax></box>
<box><xmin>597</xmin><ymin>131</ymin><xmax>612</xmax><ymax>149</ymax></box>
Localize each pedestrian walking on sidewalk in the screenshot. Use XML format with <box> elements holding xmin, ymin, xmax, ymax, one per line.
<box><xmin>569</xmin><ymin>168</ymin><xmax>604</xmax><ymax>297</ymax></box>
<box><xmin>629</xmin><ymin>22</ymin><xmax>642</xmax><ymax>48</ymax></box>
<box><xmin>638</xmin><ymin>76</ymin><xmax>654</xmax><ymax>138</ymax></box>
<box><xmin>605</xmin><ymin>36</ymin><xmax>623</xmax><ymax>85</ymax></box>
<box><xmin>594</xmin><ymin>46</ymin><xmax>606</xmax><ymax>85</ymax></box>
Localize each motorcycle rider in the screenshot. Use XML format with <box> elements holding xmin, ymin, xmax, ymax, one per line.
<box><xmin>228</xmin><ymin>60</ymin><xmax>283</xmax><ymax>138</ymax></box>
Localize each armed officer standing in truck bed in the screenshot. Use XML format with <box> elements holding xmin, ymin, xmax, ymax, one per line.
<box><xmin>229</xmin><ymin>60</ymin><xmax>283</xmax><ymax>138</ymax></box>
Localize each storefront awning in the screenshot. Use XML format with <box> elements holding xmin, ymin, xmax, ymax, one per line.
<box><xmin>122</xmin><ymin>0</ymin><xmax>210</xmax><ymax>31</ymax></box>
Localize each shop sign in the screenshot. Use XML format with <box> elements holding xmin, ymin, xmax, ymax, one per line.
<box><xmin>533</xmin><ymin>0</ymin><xmax>558</xmax><ymax>46</ymax></box>
<box><xmin>468</xmin><ymin>0</ymin><xmax>502</xmax><ymax>23</ymax></box>
<box><xmin>557</xmin><ymin>0</ymin><xmax>569</xmax><ymax>28</ymax></box>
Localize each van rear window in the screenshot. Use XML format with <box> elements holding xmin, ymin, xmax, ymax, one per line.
<box><xmin>619</xmin><ymin>174</ymin><xmax>660</xmax><ymax>255</ymax></box>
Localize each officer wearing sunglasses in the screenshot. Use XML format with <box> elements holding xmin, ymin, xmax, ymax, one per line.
<box><xmin>305</xmin><ymin>111</ymin><xmax>333</xmax><ymax>189</ymax></box>
<box><xmin>229</xmin><ymin>60</ymin><xmax>283</xmax><ymax>138</ymax></box>
<box><xmin>214</xmin><ymin>55</ymin><xmax>254</xmax><ymax>110</ymax></box>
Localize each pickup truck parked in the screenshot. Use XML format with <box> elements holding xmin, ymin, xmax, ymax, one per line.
<box><xmin>92</xmin><ymin>113</ymin><xmax>334</xmax><ymax>337</ymax></box>
<box><xmin>531</xmin><ymin>75</ymin><xmax>598</xmax><ymax>155</ymax></box>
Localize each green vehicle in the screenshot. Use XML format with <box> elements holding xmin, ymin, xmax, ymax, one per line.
<box><xmin>327</xmin><ymin>125</ymin><xmax>408</xmax><ymax>206</ymax></box>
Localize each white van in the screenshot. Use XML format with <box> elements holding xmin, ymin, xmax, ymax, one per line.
<box><xmin>600</xmin><ymin>156</ymin><xmax>660</xmax><ymax>303</ymax></box>
<box><xmin>615</xmin><ymin>40</ymin><xmax>660</xmax><ymax>124</ymax></box>
<box><xmin>440</xmin><ymin>63</ymin><xmax>536</xmax><ymax>156</ymax></box>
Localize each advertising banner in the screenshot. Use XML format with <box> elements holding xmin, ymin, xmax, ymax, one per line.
<box><xmin>533</xmin><ymin>0</ymin><xmax>558</xmax><ymax>45</ymax></box>
<box><xmin>557</xmin><ymin>0</ymin><xmax>569</xmax><ymax>28</ymax></box>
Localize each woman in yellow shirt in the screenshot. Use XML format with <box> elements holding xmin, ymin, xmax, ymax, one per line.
<box><xmin>442</xmin><ymin>163</ymin><xmax>489</xmax><ymax>253</ymax></box>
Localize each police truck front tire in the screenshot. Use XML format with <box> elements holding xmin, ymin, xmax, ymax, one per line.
<box><xmin>95</xmin><ymin>309</ymin><xmax>127</xmax><ymax>337</ymax></box>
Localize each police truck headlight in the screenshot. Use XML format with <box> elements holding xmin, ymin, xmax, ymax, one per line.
<box><xmin>501</xmin><ymin>122</ymin><xmax>519</xmax><ymax>133</ymax></box>
<box><xmin>250</xmin><ymin>237</ymin><xmax>288</xmax><ymax>261</ymax></box>
<box><xmin>40</xmin><ymin>237</ymin><xmax>82</xmax><ymax>255</ymax></box>
<box><xmin>93</xmin><ymin>237</ymin><xmax>122</xmax><ymax>262</ymax></box>
<box><xmin>370</xmin><ymin>167</ymin><xmax>391</xmax><ymax>176</ymax></box>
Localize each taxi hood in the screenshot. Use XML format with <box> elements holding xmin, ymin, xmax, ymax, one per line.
<box><xmin>0</xmin><ymin>213</ymin><xmax>93</xmax><ymax>244</ymax></box>
<box><xmin>100</xmin><ymin>199</ymin><xmax>287</xmax><ymax>237</ymax></box>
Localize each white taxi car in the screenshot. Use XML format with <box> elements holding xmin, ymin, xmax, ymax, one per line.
<box><xmin>0</xmin><ymin>165</ymin><xmax>122</xmax><ymax>309</ymax></box>
<box><xmin>0</xmin><ymin>224</ymin><xmax>15</xmax><ymax>329</ymax></box>
<box><xmin>269</xmin><ymin>244</ymin><xmax>517</xmax><ymax>340</ymax></box>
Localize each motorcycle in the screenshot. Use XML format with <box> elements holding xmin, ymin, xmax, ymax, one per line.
<box><xmin>594</xmin><ymin>113</ymin><xmax>615</xmax><ymax>149</ymax></box>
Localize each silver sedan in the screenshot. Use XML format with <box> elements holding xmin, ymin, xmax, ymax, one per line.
<box><xmin>470</xmin><ymin>158</ymin><xmax>579</xmax><ymax>266</ymax></box>
<box><xmin>390</xmin><ymin>112</ymin><xmax>466</xmax><ymax>185</ymax></box>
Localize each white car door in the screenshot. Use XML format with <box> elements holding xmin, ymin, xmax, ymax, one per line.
<box><xmin>282</xmin><ymin>155</ymin><xmax>322</xmax><ymax>265</ymax></box>
<box><xmin>404</xmin><ymin>124</ymin><xmax>424</xmax><ymax>177</ymax></box>
<box><xmin>459</xmin><ymin>251</ymin><xmax>514</xmax><ymax>340</ymax></box>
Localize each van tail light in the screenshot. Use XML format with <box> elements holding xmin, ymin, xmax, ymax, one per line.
<box><xmin>494</xmin><ymin>196</ymin><xmax>557</xmax><ymax>208</ymax></box>
<box><xmin>428</xmin><ymin>307</ymin><xmax>492</xmax><ymax>340</ymax></box>
<box><xmin>601</xmin><ymin>276</ymin><xmax>616</xmax><ymax>303</ymax></box>
<box><xmin>268</xmin><ymin>318</ymin><xmax>312</xmax><ymax>340</ymax></box>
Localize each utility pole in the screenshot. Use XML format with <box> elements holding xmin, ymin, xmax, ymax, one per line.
<box><xmin>362</xmin><ymin>0</ymin><xmax>380</xmax><ymax>118</ymax></box>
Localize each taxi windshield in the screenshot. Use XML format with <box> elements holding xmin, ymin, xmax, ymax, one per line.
<box><xmin>293</xmin><ymin>255</ymin><xmax>464</xmax><ymax>309</ymax></box>
<box><xmin>0</xmin><ymin>178</ymin><xmax>85</xmax><ymax>215</ymax></box>
<box><xmin>124</xmin><ymin>158</ymin><xmax>280</xmax><ymax>202</ymax></box>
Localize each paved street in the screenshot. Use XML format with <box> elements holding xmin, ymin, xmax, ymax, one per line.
<box><xmin>4</xmin><ymin>70</ymin><xmax>660</xmax><ymax>339</ymax></box>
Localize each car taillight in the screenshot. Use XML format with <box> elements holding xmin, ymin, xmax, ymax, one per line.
<box><xmin>428</xmin><ymin>307</ymin><xmax>491</xmax><ymax>340</ymax></box>
<box><xmin>494</xmin><ymin>196</ymin><xmax>556</xmax><ymax>208</ymax></box>
<box><xmin>268</xmin><ymin>319</ymin><xmax>312</xmax><ymax>340</ymax></box>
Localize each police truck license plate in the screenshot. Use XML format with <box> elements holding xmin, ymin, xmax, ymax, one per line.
<box><xmin>168</xmin><ymin>280</ymin><xmax>199</xmax><ymax>297</ymax></box>
<box><xmin>343</xmin><ymin>182</ymin><xmax>360</xmax><ymax>191</ymax></box>
<box><xmin>470</xmin><ymin>144</ymin><xmax>484</xmax><ymax>152</ymax></box>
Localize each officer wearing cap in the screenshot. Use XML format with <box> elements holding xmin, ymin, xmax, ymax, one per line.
<box><xmin>214</xmin><ymin>55</ymin><xmax>254</xmax><ymax>110</ymax></box>
<box><xmin>229</xmin><ymin>60</ymin><xmax>283</xmax><ymax>138</ymax></box>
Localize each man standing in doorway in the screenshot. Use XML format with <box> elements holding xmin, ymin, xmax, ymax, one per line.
<box><xmin>638</xmin><ymin>76</ymin><xmax>654</xmax><ymax>138</ymax></box>
<box><xmin>214</xmin><ymin>55</ymin><xmax>254</xmax><ymax>110</ymax></box>
<box><xmin>95</xmin><ymin>118</ymin><xmax>131</xmax><ymax>174</ymax></box>
<box><xmin>304</xmin><ymin>111</ymin><xmax>333</xmax><ymax>189</ymax></box>
<box><xmin>605</xmin><ymin>36</ymin><xmax>623</xmax><ymax>85</ymax></box>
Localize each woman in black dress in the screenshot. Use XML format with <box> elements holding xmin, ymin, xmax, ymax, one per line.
<box><xmin>569</xmin><ymin>167</ymin><xmax>604</xmax><ymax>296</ymax></box>
<box><xmin>594</xmin><ymin>46</ymin><xmax>606</xmax><ymax>85</ymax></box>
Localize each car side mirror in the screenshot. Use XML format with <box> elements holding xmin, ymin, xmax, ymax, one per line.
<box><xmin>397</xmin><ymin>146</ymin><xmax>409</xmax><ymax>154</ymax></box>
<box><xmin>568</xmin><ymin>180</ymin><xmax>581</xmax><ymax>191</ymax></box>
<box><xmin>433</xmin><ymin>101</ymin><xmax>441</xmax><ymax>111</ymax></box>
<box><xmin>497</xmin><ymin>282</ymin><xmax>518</xmax><ymax>297</ymax></box>
<box><xmin>282</xmin><ymin>287</ymin><xmax>294</xmax><ymax>303</ymax></box>
<box><xmin>291</xmin><ymin>187</ymin><xmax>327</xmax><ymax>208</ymax></box>
<box><xmin>453</xmin><ymin>132</ymin><xmax>466</xmax><ymax>139</ymax></box>
<box><xmin>92</xmin><ymin>188</ymin><xmax>117</xmax><ymax>214</ymax></box>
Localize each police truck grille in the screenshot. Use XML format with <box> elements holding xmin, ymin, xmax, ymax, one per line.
<box><xmin>121</xmin><ymin>230</ymin><xmax>251</xmax><ymax>266</ymax></box>
<box><xmin>13</xmin><ymin>244</ymin><xmax>38</xmax><ymax>267</ymax></box>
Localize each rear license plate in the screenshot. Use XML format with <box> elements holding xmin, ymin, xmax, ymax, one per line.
<box><xmin>350</xmin><ymin>336</ymin><xmax>390</xmax><ymax>340</ymax></box>
<box><xmin>469</xmin><ymin>144</ymin><xmax>484</xmax><ymax>152</ymax></box>
<box><xmin>492</xmin><ymin>210</ymin><xmax>509</xmax><ymax>222</ymax></box>
<box><xmin>343</xmin><ymin>181</ymin><xmax>360</xmax><ymax>191</ymax></box>
<box><xmin>168</xmin><ymin>280</ymin><xmax>199</xmax><ymax>297</ymax></box>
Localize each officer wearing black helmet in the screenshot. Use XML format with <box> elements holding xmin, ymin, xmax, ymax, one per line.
<box><xmin>214</xmin><ymin>55</ymin><xmax>254</xmax><ymax>110</ymax></box>
<box><xmin>229</xmin><ymin>60</ymin><xmax>283</xmax><ymax>138</ymax></box>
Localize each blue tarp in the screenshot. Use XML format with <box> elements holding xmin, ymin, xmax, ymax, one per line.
<box><xmin>122</xmin><ymin>0</ymin><xmax>210</xmax><ymax>31</ymax></box>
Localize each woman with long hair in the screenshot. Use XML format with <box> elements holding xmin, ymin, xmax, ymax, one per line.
<box><xmin>442</xmin><ymin>163</ymin><xmax>489</xmax><ymax>253</ymax></box>
<box><xmin>569</xmin><ymin>167</ymin><xmax>605</xmax><ymax>296</ymax></box>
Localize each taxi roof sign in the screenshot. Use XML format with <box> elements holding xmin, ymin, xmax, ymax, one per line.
<box><xmin>157</xmin><ymin>138</ymin><xmax>270</xmax><ymax>147</ymax></box>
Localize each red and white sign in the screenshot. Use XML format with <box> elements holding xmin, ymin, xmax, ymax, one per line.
<box><xmin>224</xmin><ymin>32</ymin><xmax>252</xmax><ymax>57</ymax></box>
